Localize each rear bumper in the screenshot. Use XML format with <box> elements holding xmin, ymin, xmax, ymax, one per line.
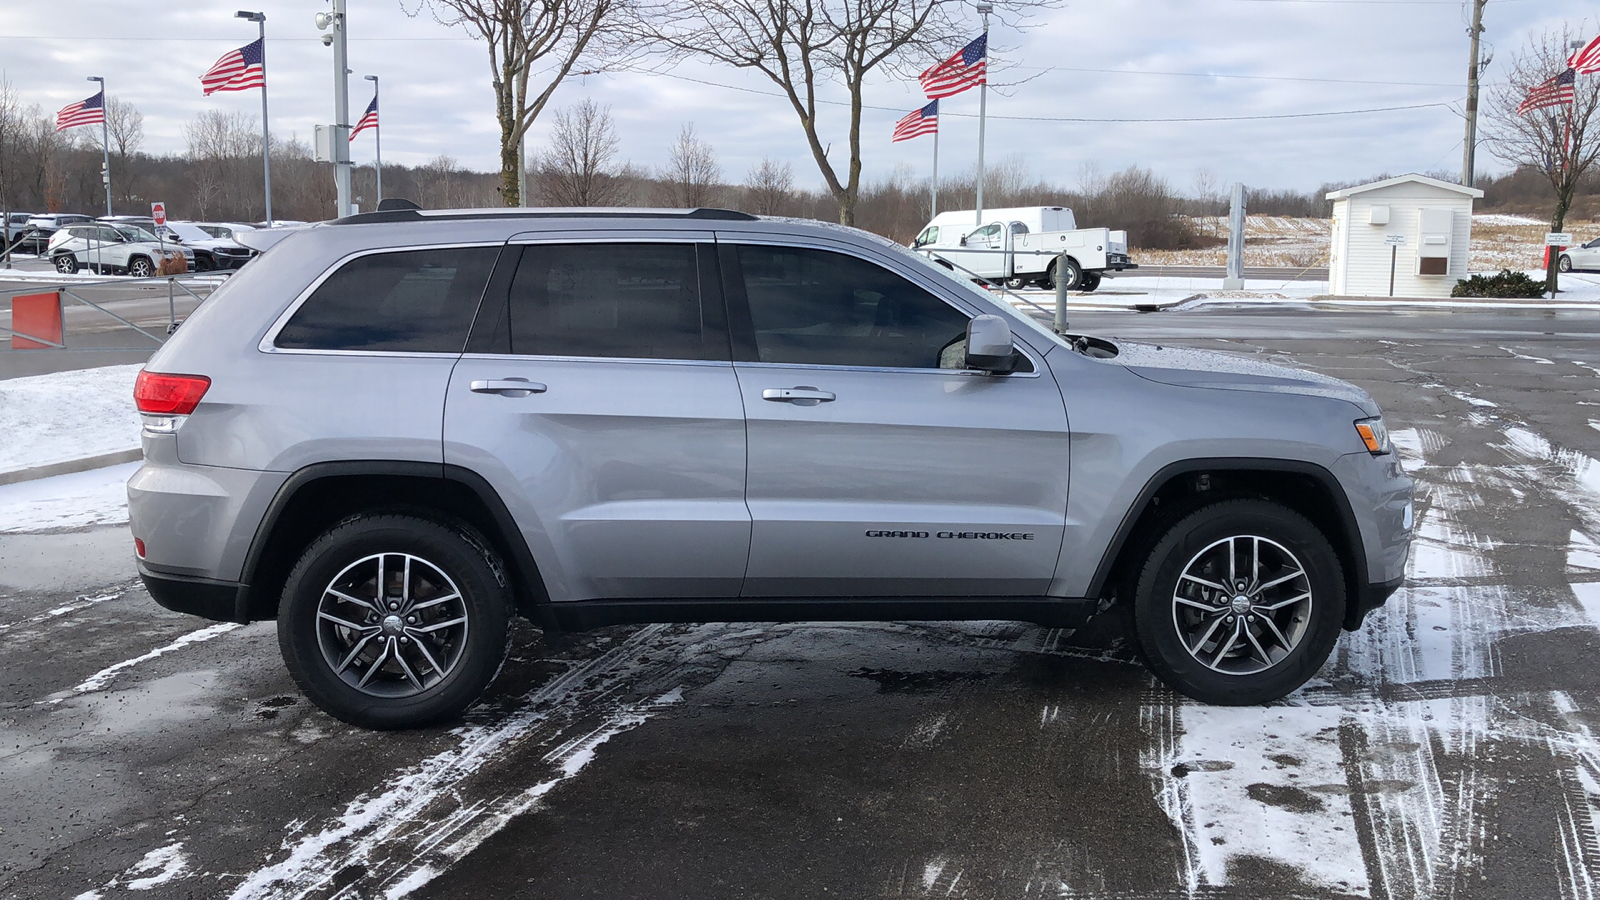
<box><xmin>1105</xmin><ymin>254</ymin><xmax>1137</xmax><ymax>272</ymax></box>
<box><xmin>139</xmin><ymin>564</ymin><xmax>251</xmax><ymax>624</ymax></box>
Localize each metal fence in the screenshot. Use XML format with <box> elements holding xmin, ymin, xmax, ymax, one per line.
<box><xmin>0</xmin><ymin>273</ymin><xmax>225</xmax><ymax>351</ymax></box>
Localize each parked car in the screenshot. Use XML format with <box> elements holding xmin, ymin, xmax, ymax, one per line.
<box><xmin>48</xmin><ymin>223</ymin><xmax>190</xmax><ymax>276</ymax></box>
<box><xmin>21</xmin><ymin>213</ymin><xmax>94</xmax><ymax>252</ymax></box>
<box><xmin>4</xmin><ymin>212</ymin><xmax>34</xmax><ymax>243</ymax></box>
<box><xmin>1558</xmin><ymin>237</ymin><xmax>1600</xmax><ymax>272</ymax></box>
<box><xmin>193</xmin><ymin>222</ymin><xmax>256</xmax><ymax>242</ymax></box>
<box><xmin>130</xmin><ymin>206</ymin><xmax>1413</xmax><ymax>729</ymax></box>
<box><xmin>156</xmin><ymin>221</ymin><xmax>256</xmax><ymax>271</ymax></box>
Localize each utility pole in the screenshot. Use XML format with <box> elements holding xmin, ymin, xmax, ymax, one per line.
<box><xmin>317</xmin><ymin>0</ymin><xmax>353</xmax><ymax>217</ymax></box>
<box><xmin>1462</xmin><ymin>0</ymin><xmax>1487</xmax><ymax>187</ymax></box>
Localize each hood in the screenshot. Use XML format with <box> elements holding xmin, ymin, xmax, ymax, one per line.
<box><xmin>1113</xmin><ymin>340</ymin><xmax>1378</xmax><ymax>414</ymax></box>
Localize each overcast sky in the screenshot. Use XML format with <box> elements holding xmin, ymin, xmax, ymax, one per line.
<box><xmin>0</xmin><ymin>1</ymin><xmax>1592</xmax><ymax>197</ymax></box>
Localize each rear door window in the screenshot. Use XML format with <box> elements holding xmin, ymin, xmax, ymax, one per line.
<box><xmin>498</xmin><ymin>242</ymin><xmax>725</xmax><ymax>361</ymax></box>
<box><xmin>276</xmin><ymin>246</ymin><xmax>499</xmax><ymax>352</ymax></box>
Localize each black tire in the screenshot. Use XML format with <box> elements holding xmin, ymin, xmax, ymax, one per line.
<box><xmin>1004</xmin><ymin>276</ymin><xmax>1029</xmax><ymax>290</ymax></box>
<box><xmin>1560</xmin><ymin>254</ymin><xmax>1574</xmax><ymax>273</ymax></box>
<box><xmin>53</xmin><ymin>253</ymin><xmax>78</xmax><ymax>274</ymax></box>
<box><xmin>128</xmin><ymin>256</ymin><xmax>153</xmax><ymax>278</ymax></box>
<box><xmin>277</xmin><ymin>513</ymin><xmax>513</xmax><ymax>730</ymax></box>
<box><xmin>1045</xmin><ymin>257</ymin><xmax>1083</xmax><ymax>291</ymax></box>
<box><xmin>194</xmin><ymin>254</ymin><xmax>215</xmax><ymax>272</ymax></box>
<box><xmin>1080</xmin><ymin>271</ymin><xmax>1103</xmax><ymax>292</ymax></box>
<box><xmin>1131</xmin><ymin>499</ymin><xmax>1345</xmax><ymax>705</ymax></box>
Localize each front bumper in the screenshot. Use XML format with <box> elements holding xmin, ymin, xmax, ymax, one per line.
<box><xmin>1348</xmin><ymin>574</ymin><xmax>1404</xmax><ymax>630</ymax></box>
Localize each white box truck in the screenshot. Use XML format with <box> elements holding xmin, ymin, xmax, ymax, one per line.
<box><xmin>911</xmin><ymin>206</ymin><xmax>1136</xmax><ymax>292</ymax></box>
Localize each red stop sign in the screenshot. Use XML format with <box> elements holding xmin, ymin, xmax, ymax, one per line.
<box><xmin>151</xmin><ymin>202</ymin><xmax>166</xmax><ymax>226</ymax></box>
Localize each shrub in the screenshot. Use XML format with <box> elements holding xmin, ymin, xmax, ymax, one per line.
<box><xmin>1451</xmin><ymin>269</ymin><xmax>1547</xmax><ymax>298</ymax></box>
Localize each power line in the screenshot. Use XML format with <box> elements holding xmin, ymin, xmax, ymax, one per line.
<box><xmin>1006</xmin><ymin>64</ymin><xmax>1458</xmax><ymax>88</ymax></box>
<box><xmin>646</xmin><ymin>70</ymin><xmax>1458</xmax><ymax>123</ymax></box>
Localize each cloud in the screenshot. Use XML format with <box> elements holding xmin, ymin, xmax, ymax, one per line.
<box><xmin>0</xmin><ymin>0</ymin><xmax>1589</xmax><ymax>195</ymax></box>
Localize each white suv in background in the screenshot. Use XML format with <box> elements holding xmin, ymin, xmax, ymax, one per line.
<box><xmin>48</xmin><ymin>223</ymin><xmax>190</xmax><ymax>276</ymax></box>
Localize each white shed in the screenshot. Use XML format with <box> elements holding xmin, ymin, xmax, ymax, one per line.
<box><xmin>1326</xmin><ymin>174</ymin><xmax>1483</xmax><ymax>298</ymax></box>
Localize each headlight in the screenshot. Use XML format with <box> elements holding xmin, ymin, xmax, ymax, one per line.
<box><xmin>1354</xmin><ymin>417</ymin><xmax>1391</xmax><ymax>455</ymax></box>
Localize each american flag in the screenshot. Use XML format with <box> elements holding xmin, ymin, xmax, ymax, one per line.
<box><xmin>919</xmin><ymin>33</ymin><xmax>987</xmax><ymax>99</ymax></box>
<box><xmin>1571</xmin><ymin>35</ymin><xmax>1600</xmax><ymax>75</ymax></box>
<box><xmin>1519</xmin><ymin>68</ymin><xmax>1576</xmax><ymax>115</ymax></box>
<box><xmin>55</xmin><ymin>90</ymin><xmax>105</xmax><ymax>131</ymax></box>
<box><xmin>350</xmin><ymin>96</ymin><xmax>379</xmax><ymax>141</ymax></box>
<box><xmin>201</xmin><ymin>38</ymin><xmax>266</xmax><ymax>95</ymax></box>
<box><xmin>892</xmin><ymin>100</ymin><xmax>938</xmax><ymax>142</ymax></box>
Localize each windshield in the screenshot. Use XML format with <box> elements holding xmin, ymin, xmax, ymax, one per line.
<box><xmin>114</xmin><ymin>225</ymin><xmax>160</xmax><ymax>243</ymax></box>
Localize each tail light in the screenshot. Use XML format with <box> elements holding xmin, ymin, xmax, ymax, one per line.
<box><xmin>134</xmin><ymin>370</ymin><xmax>211</xmax><ymax>415</ymax></box>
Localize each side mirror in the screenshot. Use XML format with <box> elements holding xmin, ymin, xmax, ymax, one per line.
<box><xmin>958</xmin><ymin>235</ymin><xmax>968</xmax><ymax>246</ymax></box>
<box><xmin>965</xmin><ymin>314</ymin><xmax>1016</xmax><ymax>373</ymax></box>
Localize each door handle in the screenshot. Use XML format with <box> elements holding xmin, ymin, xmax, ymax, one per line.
<box><xmin>470</xmin><ymin>378</ymin><xmax>547</xmax><ymax>396</ymax></box>
<box><xmin>762</xmin><ymin>387</ymin><xmax>835</xmax><ymax>404</ymax></box>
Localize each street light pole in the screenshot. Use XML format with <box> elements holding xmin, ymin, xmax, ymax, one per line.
<box><xmin>364</xmin><ymin>74</ymin><xmax>381</xmax><ymax>203</ymax></box>
<box><xmin>87</xmin><ymin>76</ymin><xmax>110</xmax><ymax>217</ymax></box>
<box><xmin>236</xmin><ymin>11</ymin><xmax>271</xmax><ymax>225</ymax></box>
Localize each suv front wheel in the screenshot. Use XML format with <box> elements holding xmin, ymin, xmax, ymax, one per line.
<box><xmin>277</xmin><ymin>513</ymin><xmax>513</xmax><ymax>729</ymax></box>
<box><xmin>1131</xmin><ymin>499</ymin><xmax>1345</xmax><ymax>705</ymax></box>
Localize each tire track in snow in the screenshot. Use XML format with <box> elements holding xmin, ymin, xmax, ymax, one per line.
<box><xmin>222</xmin><ymin>623</ymin><xmax>730</xmax><ymax>900</ymax></box>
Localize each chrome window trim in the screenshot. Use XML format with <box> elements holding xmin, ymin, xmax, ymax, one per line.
<box><xmin>458</xmin><ymin>352</ymin><xmax>733</xmax><ymax>368</ymax></box>
<box><xmin>731</xmin><ymin>355</ymin><xmax>1042</xmax><ymax>379</ymax></box>
<box><xmin>258</xmin><ymin>241</ymin><xmax>505</xmax><ymax>355</ymax></box>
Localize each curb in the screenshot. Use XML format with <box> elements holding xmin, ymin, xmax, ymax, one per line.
<box><xmin>0</xmin><ymin>449</ymin><xmax>141</xmax><ymax>487</ymax></box>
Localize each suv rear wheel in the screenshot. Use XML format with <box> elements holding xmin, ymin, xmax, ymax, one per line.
<box><xmin>1131</xmin><ymin>499</ymin><xmax>1344</xmax><ymax>705</ymax></box>
<box><xmin>53</xmin><ymin>253</ymin><xmax>78</xmax><ymax>274</ymax></box>
<box><xmin>277</xmin><ymin>513</ymin><xmax>513</xmax><ymax>729</ymax></box>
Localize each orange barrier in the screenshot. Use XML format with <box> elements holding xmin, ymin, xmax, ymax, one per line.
<box><xmin>11</xmin><ymin>291</ymin><xmax>63</xmax><ymax>349</ymax></box>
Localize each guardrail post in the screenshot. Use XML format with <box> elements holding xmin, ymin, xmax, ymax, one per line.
<box><xmin>1054</xmin><ymin>250</ymin><xmax>1069</xmax><ymax>333</ymax></box>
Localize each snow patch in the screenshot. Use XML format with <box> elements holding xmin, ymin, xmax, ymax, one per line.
<box><xmin>53</xmin><ymin>622</ymin><xmax>241</xmax><ymax>698</ymax></box>
<box><xmin>124</xmin><ymin>842</ymin><xmax>190</xmax><ymax>890</ymax></box>
<box><xmin>0</xmin><ymin>462</ymin><xmax>136</xmax><ymax>533</ymax></box>
<box><xmin>0</xmin><ymin>365</ymin><xmax>142</xmax><ymax>474</ymax></box>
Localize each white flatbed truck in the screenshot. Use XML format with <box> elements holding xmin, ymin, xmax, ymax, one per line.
<box><xmin>912</xmin><ymin>205</ymin><xmax>1137</xmax><ymax>292</ymax></box>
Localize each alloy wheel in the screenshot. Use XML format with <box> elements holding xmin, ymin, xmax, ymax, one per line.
<box><xmin>1170</xmin><ymin>535</ymin><xmax>1313</xmax><ymax>676</ymax></box>
<box><xmin>314</xmin><ymin>552</ymin><xmax>471</xmax><ymax>698</ymax></box>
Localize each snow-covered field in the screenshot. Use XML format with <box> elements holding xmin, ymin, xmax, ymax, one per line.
<box><xmin>1139</xmin><ymin>213</ymin><xmax>1591</xmax><ymax>273</ymax></box>
<box><xmin>0</xmin><ymin>462</ymin><xmax>138</xmax><ymax>533</ymax></box>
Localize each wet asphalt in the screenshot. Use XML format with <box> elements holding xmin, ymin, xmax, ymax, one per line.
<box><xmin>3</xmin><ymin>305</ymin><xmax>1600</xmax><ymax>899</ymax></box>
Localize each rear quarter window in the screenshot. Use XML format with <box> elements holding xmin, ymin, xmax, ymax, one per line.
<box><xmin>275</xmin><ymin>246</ymin><xmax>499</xmax><ymax>352</ymax></box>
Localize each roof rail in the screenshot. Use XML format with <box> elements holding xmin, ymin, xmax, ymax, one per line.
<box><xmin>329</xmin><ymin>207</ymin><xmax>759</xmax><ymax>226</ymax></box>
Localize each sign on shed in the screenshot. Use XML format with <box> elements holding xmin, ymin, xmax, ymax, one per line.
<box><xmin>1383</xmin><ymin>234</ymin><xmax>1407</xmax><ymax>246</ymax></box>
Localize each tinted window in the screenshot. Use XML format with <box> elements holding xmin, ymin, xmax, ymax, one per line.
<box><xmin>277</xmin><ymin>246</ymin><xmax>497</xmax><ymax>352</ymax></box>
<box><xmin>505</xmin><ymin>242</ymin><xmax>720</xmax><ymax>360</ymax></box>
<box><xmin>736</xmin><ymin>244</ymin><xmax>971</xmax><ymax>369</ymax></box>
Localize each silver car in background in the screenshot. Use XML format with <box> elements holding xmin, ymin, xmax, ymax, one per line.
<box><xmin>127</xmin><ymin>207</ymin><xmax>1413</xmax><ymax>729</ymax></box>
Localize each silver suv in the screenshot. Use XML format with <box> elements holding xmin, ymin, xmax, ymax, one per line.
<box><xmin>128</xmin><ymin>208</ymin><xmax>1413</xmax><ymax>729</ymax></box>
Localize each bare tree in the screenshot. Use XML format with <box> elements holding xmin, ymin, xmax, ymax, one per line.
<box><xmin>84</xmin><ymin>97</ymin><xmax>145</xmax><ymax>208</ymax></box>
<box><xmin>534</xmin><ymin>98</ymin><xmax>623</xmax><ymax>206</ymax></box>
<box><xmin>642</xmin><ymin>0</ymin><xmax>1055</xmax><ymax>225</ymax></box>
<box><xmin>743</xmin><ymin>157</ymin><xmax>794</xmax><ymax>215</ymax></box>
<box><xmin>0</xmin><ymin>77</ymin><xmax>21</xmax><ymax>263</ymax></box>
<box><xmin>657</xmin><ymin>123</ymin><xmax>720</xmax><ymax>207</ymax></box>
<box><xmin>405</xmin><ymin>0</ymin><xmax>631</xmax><ymax>207</ymax></box>
<box><xmin>1487</xmin><ymin>26</ymin><xmax>1600</xmax><ymax>289</ymax></box>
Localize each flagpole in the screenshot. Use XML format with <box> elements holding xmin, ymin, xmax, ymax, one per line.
<box><xmin>973</xmin><ymin>12</ymin><xmax>990</xmax><ymax>227</ymax></box>
<box><xmin>931</xmin><ymin>115</ymin><xmax>940</xmax><ymax>218</ymax></box>
<box><xmin>237</xmin><ymin>12</ymin><xmax>272</xmax><ymax>225</ymax></box>
<box><xmin>87</xmin><ymin>77</ymin><xmax>110</xmax><ymax>217</ymax></box>
<box><xmin>365</xmin><ymin>76</ymin><xmax>382</xmax><ymax>202</ymax></box>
